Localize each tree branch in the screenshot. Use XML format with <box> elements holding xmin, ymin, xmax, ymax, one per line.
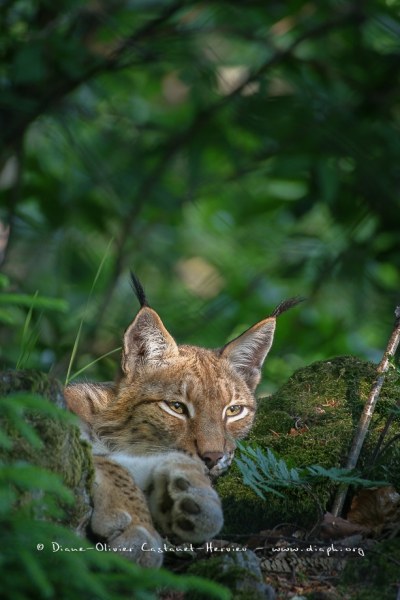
<box><xmin>331</xmin><ymin>305</ymin><xmax>400</xmax><ymax>517</ymax></box>
<box><xmin>1</xmin><ymin>1</ymin><xmax>186</xmax><ymax>152</ymax></box>
<box><xmin>88</xmin><ymin>5</ymin><xmax>366</xmax><ymax>339</ymax></box>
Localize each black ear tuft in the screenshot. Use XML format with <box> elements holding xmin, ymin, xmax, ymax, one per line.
<box><xmin>271</xmin><ymin>296</ymin><xmax>305</xmax><ymax>318</ymax></box>
<box><xmin>130</xmin><ymin>271</ymin><xmax>149</xmax><ymax>308</ymax></box>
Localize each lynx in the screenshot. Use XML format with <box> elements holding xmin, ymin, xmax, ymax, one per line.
<box><xmin>65</xmin><ymin>275</ymin><xmax>300</xmax><ymax>567</ymax></box>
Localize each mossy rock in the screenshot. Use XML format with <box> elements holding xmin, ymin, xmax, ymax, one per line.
<box><xmin>0</xmin><ymin>370</ymin><xmax>94</xmax><ymax>531</ymax></box>
<box><xmin>217</xmin><ymin>356</ymin><xmax>400</xmax><ymax>534</ymax></box>
<box><xmin>186</xmin><ymin>551</ymin><xmax>274</xmax><ymax>600</ymax></box>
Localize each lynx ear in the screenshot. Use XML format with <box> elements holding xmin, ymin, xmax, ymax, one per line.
<box><xmin>220</xmin><ymin>317</ymin><xmax>276</xmax><ymax>392</ymax></box>
<box><xmin>122</xmin><ymin>306</ymin><xmax>179</xmax><ymax>376</ymax></box>
<box><xmin>64</xmin><ymin>382</ymin><xmax>115</xmax><ymax>424</ymax></box>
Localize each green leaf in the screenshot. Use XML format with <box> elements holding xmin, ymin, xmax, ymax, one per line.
<box><xmin>65</xmin><ymin>237</ymin><xmax>114</xmax><ymax>385</ymax></box>
<box><xmin>0</xmin><ymin>274</ymin><xmax>10</xmax><ymax>289</ymax></box>
<box><xmin>0</xmin><ymin>464</ymin><xmax>74</xmax><ymax>503</ymax></box>
<box><xmin>0</xmin><ymin>487</ymin><xmax>17</xmax><ymax>515</ymax></box>
<box><xmin>9</xmin><ymin>418</ymin><xmax>43</xmax><ymax>450</ymax></box>
<box><xmin>305</xmin><ymin>465</ymin><xmax>387</xmax><ymax>487</ymax></box>
<box><xmin>0</xmin><ymin>307</ymin><xmax>19</xmax><ymax>325</ymax></box>
<box><xmin>0</xmin><ymin>294</ymin><xmax>68</xmax><ymax>313</ymax></box>
<box><xmin>0</xmin><ymin>429</ymin><xmax>13</xmax><ymax>450</ymax></box>
<box><xmin>68</xmin><ymin>346</ymin><xmax>122</xmax><ymax>382</ymax></box>
<box><xmin>19</xmin><ymin>548</ymin><xmax>54</xmax><ymax>597</ymax></box>
<box><xmin>5</xmin><ymin>393</ymin><xmax>74</xmax><ymax>422</ymax></box>
<box><xmin>12</xmin><ymin>43</ymin><xmax>48</xmax><ymax>84</ymax></box>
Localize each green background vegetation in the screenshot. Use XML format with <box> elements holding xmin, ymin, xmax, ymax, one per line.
<box><xmin>1</xmin><ymin>1</ymin><xmax>400</xmax><ymax>599</ymax></box>
<box><xmin>1</xmin><ymin>0</ymin><xmax>400</xmax><ymax>392</ymax></box>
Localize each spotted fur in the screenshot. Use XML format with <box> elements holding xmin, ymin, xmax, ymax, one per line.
<box><xmin>65</xmin><ymin>286</ymin><xmax>301</xmax><ymax>567</ymax></box>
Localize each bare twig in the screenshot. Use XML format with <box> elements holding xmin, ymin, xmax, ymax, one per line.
<box><xmin>370</xmin><ymin>396</ymin><xmax>400</xmax><ymax>465</ymax></box>
<box><xmin>331</xmin><ymin>305</ymin><xmax>400</xmax><ymax>517</ymax></box>
<box><xmin>373</xmin><ymin>432</ymin><xmax>400</xmax><ymax>462</ymax></box>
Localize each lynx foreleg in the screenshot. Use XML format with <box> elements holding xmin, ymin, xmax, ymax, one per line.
<box><xmin>91</xmin><ymin>456</ymin><xmax>163</xmax><ymax>567</ymax></box>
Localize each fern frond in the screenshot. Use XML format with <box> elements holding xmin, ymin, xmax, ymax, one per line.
<box><xmin>235</xmin><ymin>443</ymin><xmax>388</xmax><ymax>499</ymax></box>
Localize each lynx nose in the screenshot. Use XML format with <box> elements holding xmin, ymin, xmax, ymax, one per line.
<box><xmin>201</xmin><ymin>451</ymin><xmax>224</xmax><ymax>470</ymax></box>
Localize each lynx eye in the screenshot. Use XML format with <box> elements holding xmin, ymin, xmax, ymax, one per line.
<box><xmin>164</xmin><ymin>401</ymin><xmax>188</xmax><ymax>416</ymax></box>
<box><xmin>226</xmin><ymin>405</ymin><xmax>243</xmax><ymax>417</ymax></box>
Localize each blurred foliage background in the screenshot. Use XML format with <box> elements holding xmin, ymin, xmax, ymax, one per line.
<box><xmin>1</xmin><ymin>0</ymin><xmax>400</xmax><ymax>393</ymax></box>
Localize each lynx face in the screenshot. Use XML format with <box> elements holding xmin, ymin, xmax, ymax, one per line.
<box><xmin>66</xmin><ymin>296</ymin><xmax>299</xmax><ymax>477</ymax></box>
<box><xmin>91</xmin><ymin>348</ymin><xmax>257</xmax><ymax>476</ymax></box>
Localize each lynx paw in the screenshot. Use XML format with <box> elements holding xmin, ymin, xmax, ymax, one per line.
<box><xmin>147</xmin><ymin>454</ymin><xmax>223</xmax><ymax>544</ymax></box>
<box><xmin>91</xmin><ymin>508</ymin><xmax>164</xmax><ymax>567</ymax></box>
<box><xmin>91</xmin><ymin>507</ymin><xmax>132</xmax><ymax>540</ymax></box>
<box><xmin>108</xmin><ymin>525</ymin><xmax>164</xmax><ymax>568</ymax></box>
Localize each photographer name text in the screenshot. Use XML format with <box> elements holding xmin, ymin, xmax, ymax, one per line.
<box><xmin>36</xmin><ymin>541</ymin><xmax>248</xmax><ymax>554</ymax></box>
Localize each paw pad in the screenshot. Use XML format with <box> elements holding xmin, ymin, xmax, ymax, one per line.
<box><xmin>149</xmin><ymin>456</ymin><xmax>223</xmax><ymax>543</ymax></box>
<box><xmin>160</xmin><ymin>489</ymin><xmax>174</xmax><ymax>513</ymax></box>
<box><xmin>180</xmin><ymin>498</ymin><xmax>200</xmax><ymax>515</ymax></box>
<box><xmin>174</xmin><ymin>477</ymin><xmax>190</xmax><ymax>491</ymax></box>
<box><xmin>176</xmin><ymin>518</ymin><xmax>195</xmax><ymax>532</ymax></box>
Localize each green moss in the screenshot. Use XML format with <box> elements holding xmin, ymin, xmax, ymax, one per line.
<box><xmin>0</xmin><ymin>370</ymin><xmax>94</xmax><ymax>529</ymax></box>
<box><xmin>217</xmin><ymin>356</ymin><xmax>400</xmax><ymax>533</ymax></box>
<box><xmin>0</xmin><ymin>370</ymin><xmax>66</xmax><ymax>407</ymax></box>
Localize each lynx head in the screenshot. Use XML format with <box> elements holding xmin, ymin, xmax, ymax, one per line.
<box><xmin>65</xmin><ymin>274</ymin><xmax>301</xmax><ymax>476</ymax></box>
